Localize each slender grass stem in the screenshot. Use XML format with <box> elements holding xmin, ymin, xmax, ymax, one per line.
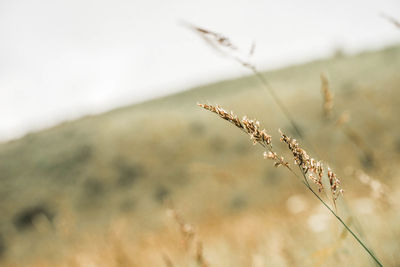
<box><xmin>298</xmin><ymin>170</ymin><xmax>383</xmax><ymax>267</ymax></box>
<box><xmin>248</xmin><ymin>67</ymin><xmax>324</xmax><ymax>159</ymax></box>
<box><xmin>244</xmin><ymin>121</ymin><xmax>382</xmax><ymax>266</ymax></box>
<box><xmin>198</xmin><ymin>103</ymin><xmax>383</xmax><ymax>266</ymax></box>
<box><xmin>252</xmin><ymin>69</ymin><xmax>304</xmax><ymax>138</ymax></box>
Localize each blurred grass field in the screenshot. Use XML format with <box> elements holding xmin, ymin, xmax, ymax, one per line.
<box><xmin>1</xmin><ymin>45</ymin><xmax>400</xmax><ymax>266</ymax></box>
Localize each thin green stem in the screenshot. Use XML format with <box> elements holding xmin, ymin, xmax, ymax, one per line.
<box><xmin>298</xmin><ymin>170</ymin><xmax>383</xmax><ymax>267</ymax></box>
<box><xmin>252</xmin><ymin>69</ymin><xmax>304</xmax><ymax>138</ymax></box>
<box><xmin>248</xmin><ymin>66</ymin><xmax>324</xmax><ymax>159</ymax></box>
<box><xmin>200</xmin><ymin>105</ymin><xmax>382</xmax><ymax>266</ymax></box>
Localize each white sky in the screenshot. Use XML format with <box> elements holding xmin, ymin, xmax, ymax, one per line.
<box><xmin>0</xmin><ymin>0</ymin><xmax>399</xmax><ymax>141</ymax></box>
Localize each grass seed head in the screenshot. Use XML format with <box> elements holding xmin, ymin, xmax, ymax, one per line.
<box><xmin>199</xmin><ymin>104</ymin><xmax>343</xmax><ymax>205</ymax></box>
<box><xmin>279</xmin><ymin>129</ymin><xmax>334</xmax><ymax>195</ymax></box>
<box><xmin>320</xmin><ymin>73</ymin><xmax>334</xmax><ymax>119</ymax></box>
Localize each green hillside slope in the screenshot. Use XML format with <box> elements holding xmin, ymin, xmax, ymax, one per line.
<box><xmin>1</xmin><ymin>45</ymin><xmax>400</xmax><ymax>265</ymax></box>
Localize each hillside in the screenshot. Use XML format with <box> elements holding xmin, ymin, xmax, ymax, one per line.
<box><xmin>1</xmin><ymin>45</ymin><xmax>400</xmax><ymax>266</ymax></box>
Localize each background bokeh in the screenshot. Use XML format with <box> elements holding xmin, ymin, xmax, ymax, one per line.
<box><xmin>0</xmin><ymin>1</ymin><xmax>400</xmax><ymax>266</ymax></box>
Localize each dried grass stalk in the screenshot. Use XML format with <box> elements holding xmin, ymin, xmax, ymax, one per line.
<box><xmin>381</xmin><ymin>13</ymin><xmax>400</xmax><ymax>29</ymax></box>
<box><xmin>198</xmin><ymin>103</ymin><xmax>343</xmax><ymax>202</ymax></box>
<box><xmin>167</xmin><ymin>208</ymin><xmax>195</xmax><ymax>250</ymax></box>
<box><xmin>320</xmin><ymin>73</ymin><xmax>334</xmax><ymax>119</ymax></box>
<box><xmin>279</xmin><ymin>130</ymin><xmax>325</xmax><ymax>193</ymax></box>
<box><xmin>198</xmin><ymin>103</ymin><xmax>288</xmax><ymax>168</ymax></box>
<box><xmin>167</xmin><ymin>206</ymin><xmax>209</xmax><ymax>266</ymax></box>
<box><xmin>198</xmin><ymin>103</ymin><xmax>382</xmax><ymax>266</ymax></box>
<box><xmin>319</xmin><ymin>73</ymin><xmax>377</xmax><ymax>169</ymax></box>
<box><xmin>187</xmin><ymin>23</ymin><xmax>312</xmax><ymax>150</ymax></box>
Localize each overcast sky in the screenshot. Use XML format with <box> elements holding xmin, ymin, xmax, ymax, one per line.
<box><xmin>0</xmin><ymin>0</ymin><xmax>399</xmax><ymax>141</ymax></box>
